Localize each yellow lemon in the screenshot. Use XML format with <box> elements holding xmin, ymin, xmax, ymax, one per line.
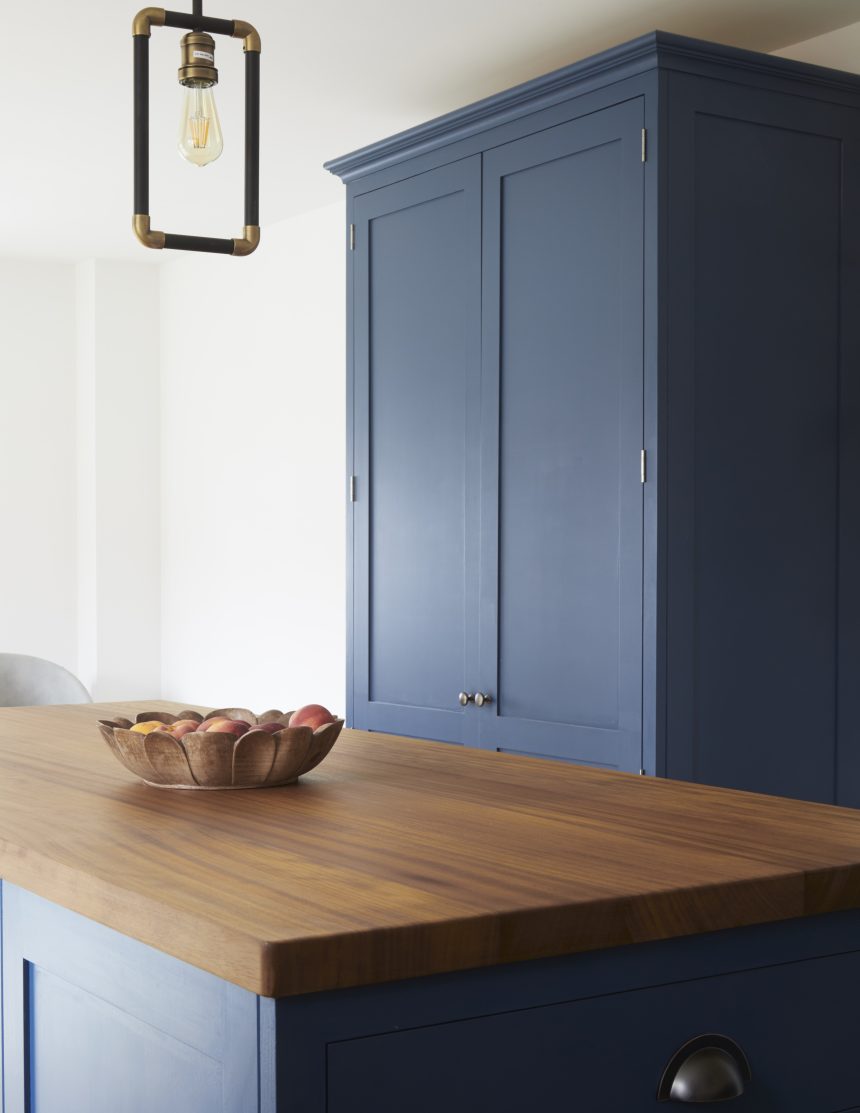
<box><xmin>129</xmin><ymin>720</ymin><xmax>164</xmax><ymax>735</ymax></box>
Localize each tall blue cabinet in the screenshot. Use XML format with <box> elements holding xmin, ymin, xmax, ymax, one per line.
<box><xmin>326</xmin><ymin>32</ymin><xmax>860</xmax><ymax>805</ymax></box>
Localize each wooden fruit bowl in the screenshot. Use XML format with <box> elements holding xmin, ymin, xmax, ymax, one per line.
<box><xmin>97</xmin><ymin>708</ymin><xmax>343</xmax><ymax>790</ymax></box>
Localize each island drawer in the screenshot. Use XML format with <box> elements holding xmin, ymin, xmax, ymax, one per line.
<box><xmin>327</xmin><ymin>948</ymin><xmax>860</xmax><ymax>1112</ymax></box>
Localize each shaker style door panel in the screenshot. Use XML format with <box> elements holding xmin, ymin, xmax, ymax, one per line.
<box><xmin>1</xmin><ymin>885</ymin><xmax>259</xmax><ymax>1113</ymax></box>
<box><xmin>352</xmin><ymin>159</ymin><xmax>482</xmax><ymax>744</ymax></box>
<box><xmin>478</xmin><ymin>99</ymin><xmax>645</xmax><ymax>771</ymax></box>
<box><xmin>663</xmin><ymin>76</ymin><xmax>860</xmax><ymax>803</ymax></box>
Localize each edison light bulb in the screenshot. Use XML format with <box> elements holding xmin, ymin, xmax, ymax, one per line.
<box><xmin>177</xmin><ymin>32</ymin><xmax>223</xmax><ymax>167</ymax></box>
<box><xmin>177</xmin><ymin>83</ymin><xmax>223</xmax><ymax>166</ymax></box>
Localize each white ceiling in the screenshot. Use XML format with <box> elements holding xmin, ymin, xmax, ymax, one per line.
<box><xmin>2</xmin><ymin>0</ymin><xmax>859</xmax><ymax>261</ymax></box>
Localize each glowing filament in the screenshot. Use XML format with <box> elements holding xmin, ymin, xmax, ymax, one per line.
<box><xmin>189</xmin><ymin>113</ymin><xmax>211</xmax><ymax>149</ymax></box>
<box><xmin>178</xmin><ymin>85</ymin><xmax>223</xmax><ymax>166</ymax></box>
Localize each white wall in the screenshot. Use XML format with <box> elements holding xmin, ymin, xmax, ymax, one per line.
<box><xmin>0</xmin><ymin>259</ymin><xmax>161</xmax><ymax>699</ymax></box>
<box><xmin>0</xmin><ymin>204</ymin><xmax>344</xmax><ymax>713</ymax></box>
<box><xmin>0</xmin><ymin>261</ymin><xmax>79</xmax><ymax>674</ymax></box>
<box><xmin>76</xmin><ymin>261</ymin><xmax>162</xmax><ymax>700</ymax></box>
<box><xmin>159</xmin><ymin>202</ymin><xmax>346</xmax><ymax>714</ymax></box>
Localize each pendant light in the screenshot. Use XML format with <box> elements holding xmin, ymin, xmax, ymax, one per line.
<box><xmin>132</xmin><ymin>3</ymin><xmax>261</xmax><ymax>255</ymax></box>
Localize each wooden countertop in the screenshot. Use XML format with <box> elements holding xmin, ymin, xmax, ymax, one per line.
<box><xmin>2</xmin><ymin>702</ymin><xmax>860</xmax><ymax>997</ymax></box>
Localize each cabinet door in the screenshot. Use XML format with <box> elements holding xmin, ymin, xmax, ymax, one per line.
<box><xmin>663</xmin><ymin>76</ymin><xmax>860</xmax><ymax>803</ymax></box>
<box><xmin>477</xmin><ymin>100</ymin><xmax>645</xmax><ymax>771</ymax></box>
<box><xmin>352</xmin><ymin>159</ymin><xmax>481</xmax><ymax>743</ymax></box>
<box><xmin>1</xmin><ymin>884</ymin><xmax>260</xmax><ymax>1113</ymax></box>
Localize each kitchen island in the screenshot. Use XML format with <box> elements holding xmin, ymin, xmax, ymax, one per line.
<box><xmin>2</xmin><ymin>703</ymin><xmax>860</xmax><ymax>1111</ymax></box>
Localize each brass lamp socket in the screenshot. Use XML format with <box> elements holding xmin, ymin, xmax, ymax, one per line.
<box><xmin>178</xmin><ymin>31</ymin><xmax>218</xmax><ymax>87</ymax></box>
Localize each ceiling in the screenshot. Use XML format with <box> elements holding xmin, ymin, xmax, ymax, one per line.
<box><xmin>2</xmin><ymin>0</ymin><xmax>859</xmax><ymax>262</ymax></box>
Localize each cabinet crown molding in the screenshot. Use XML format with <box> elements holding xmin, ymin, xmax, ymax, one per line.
<box><xmin>324</xmin><ymin>30</ymin><xmax>860</xmax><ymax>183</ymax></box>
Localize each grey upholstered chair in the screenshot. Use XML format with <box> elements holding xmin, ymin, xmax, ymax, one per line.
<box><xmin>0</xmin><ymin>653</ymin><xmax>91</xmax><ymax>706</ymax></box>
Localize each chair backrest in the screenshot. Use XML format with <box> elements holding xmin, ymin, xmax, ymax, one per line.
<box><xmin>0</xmin><ymin>653</ymin><xmax>91</xmax><ymax>707</ymax></box>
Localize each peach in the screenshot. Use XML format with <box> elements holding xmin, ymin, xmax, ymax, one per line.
<box><xmin>216</xmin><ymin>721</ymin><xmax>251</xmax><ymax>738</ymax></box>
<box><xmin>254</xmin><ymin>721</ymin><xmax>286</xmax><ymax>734</ymax></box>
<box><xmin>169</xmin><ymin>719</ymin><xmax>201</xmax><ymax>740</ymax></box>
<box><xmin>199</xmin><ymin>717</ymin><xmax>233</xmax><ymax>732</ymax></box>
<box><xmin>289</xmin><ymin>704</ymin><xmax>337</xmax><ymax>731</ymax></box>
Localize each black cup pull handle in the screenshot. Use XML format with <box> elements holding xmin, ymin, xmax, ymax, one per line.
<box><xmin>658</xmin><ymin>1034</ymin><xmax>751</xmax><ymax>1103</ymax></box>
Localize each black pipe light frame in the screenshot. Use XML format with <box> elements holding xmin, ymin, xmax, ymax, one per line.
<box><xmin>133</xmin><ymin>1</ymin><xmax>260</xmax><ymax>255</ymax></box>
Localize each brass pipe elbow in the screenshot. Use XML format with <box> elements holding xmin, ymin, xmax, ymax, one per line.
<box><xmin>232</xmin><ymin>225</ymin><xmax>261</xmax><ymax>255</ymax></box>
<box><xmin>132</xmin><ymin>7</ymin><xmax>166</xmax><ymax>36</ymax></box>
<box><xmin>133</xmin><ymin>215</ymin><xmax>166</xmax><ymax>250</ymax></box>
<box><xmin>232</xmin><ymin>19</ymin><xmax>261</xmax><ymax>53</ymax></box>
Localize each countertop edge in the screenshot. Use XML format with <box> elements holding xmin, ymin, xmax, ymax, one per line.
<box><xmin>0</xmin><ymin>840</ymin><xmax>271</xmax><ymax>996</ymax></box>
<box><xmin>4</xmin><ymin>841</ymin><xmax>860</xmax><ymax>998</ymax></box>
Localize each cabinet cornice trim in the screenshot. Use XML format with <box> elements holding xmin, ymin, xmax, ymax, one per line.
<box><xmin>325</xmin><ymin>32</ymin><xmax>659</xmax><ymax>182</ymax></box>
<box><xmin>325</xmin><ymin>30</ymin><xmax>860</xmax><ymax>184</ymax></box>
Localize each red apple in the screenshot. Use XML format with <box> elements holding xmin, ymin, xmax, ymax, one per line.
<box><xmin>289</xmin><ymin>704</ymin><xmax>337</xmax><ymax>731</ymax></box>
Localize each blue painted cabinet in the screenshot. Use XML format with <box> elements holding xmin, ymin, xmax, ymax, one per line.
<box><xmin>331</xmin><ymin>32</ymin><xmax>860</xmax><ymax>802</ymax></box>
<box><xmin>274</xmin><ymin>907</ymin><xmax>860</xmax><ymax>1112</ymax></box>
<box><xmin>0</xmin><ymin>884</ymin><xmax>263</xmax><ymax>1113</ymax></box>
<box><xmin>7</xmin><ymin>881</ymin><xmax>860</xmax><ymax>1109</ymax></box>
<box><xmin>350</xmin><ymin>102</ymin><xmax>646</xmax><ymax>772</ymax></box>
<box><xmin>326</xmin><ymin>949</ymin><xmax>860</xmax><ymax>1112</ymax></box>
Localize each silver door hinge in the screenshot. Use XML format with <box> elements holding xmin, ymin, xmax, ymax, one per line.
<box><xmin>641</xmin><ymin>129</ymin><xmax>647</xmax><ymax>162</ymax></box>
<box><xmin>640</xmin><ymin>449</ymin><xmax>647</xmax><ymax>484</ymax></box>
<box><xmin>349</xmin><ymin>475</ymin><xmax>357</xmax><ymax>502</ymax></box>
<box><xmin>349</xmin><ymin>224</ymin><xmax>356</xmax><ymax>251</ymax></box>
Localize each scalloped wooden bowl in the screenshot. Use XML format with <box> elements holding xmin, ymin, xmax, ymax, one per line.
<box><xmin>97</xmin><ymin>708</ymin><xmax>344</xmax><ymax>790</ymax></box>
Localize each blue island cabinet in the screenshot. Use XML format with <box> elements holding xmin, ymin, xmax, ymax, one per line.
<box><xmin>0</xmin><ymin>884</ymin><xmax>261</xmax><ymax>1113</ymax></box>
<box><xmin>8</xmin><ymin>880</ymin><xmax>860</xmax><ymax>1111</ymax></box>
<box><xmin>328</xmin><ymin>31</ymin><xmax>860</xmax><ymax>805</ymax></box>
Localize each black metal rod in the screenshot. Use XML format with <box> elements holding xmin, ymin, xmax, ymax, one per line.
<box><xmin>164</xmin><ymin>10</ymin><xmax>234</xmax><ymax>36</ymax></box>
<box><xmin>245</xmin><ymin>50</ymin><xmax>260</xmax><ymax>226</ymax></box>
<box><xmin>163</xmin><ymin>233</ymin><xmax>235</xmax><ymax>254</ymax></box>
<box><xmin>192</xmin><ymin>0</ymin><xmax>202</xmax><ymax>16</ymax></box>
<box><xmin>133</xmin><ymin>34</ymin><xmax>149</xmax><ymax>214</ymax></box>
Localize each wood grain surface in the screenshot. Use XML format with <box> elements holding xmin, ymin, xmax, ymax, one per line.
<box><xmin>1</xmin><ymin>702</ymin><xmax>860</xmax><ymax>997</ymax></box>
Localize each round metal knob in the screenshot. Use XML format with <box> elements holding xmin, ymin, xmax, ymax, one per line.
<box><xmin>458</xmin><ymin>692</ymin><xmax>474</xmax><ymax>706</ymax></box>
<box><xmin>658</xmin><ymin>1035</ymin><xmax>751</xmax><ymax>1103</ymax></box>
<box><xmin>474</xmin><ymin>692</ymin><xmax>493</xmax><ymax>707</ymax></box>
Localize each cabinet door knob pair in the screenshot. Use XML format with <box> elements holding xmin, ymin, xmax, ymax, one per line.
<box><xmin>458</xmin><ymin>692</ymin><xmax>493</xmax><ymax>707</ymax></box>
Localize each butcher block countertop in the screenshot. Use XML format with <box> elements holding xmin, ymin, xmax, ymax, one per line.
<box><xmin>1</xmin><ymin>702</ymin><xmax>860</xmax><ymax>997</ymax></box>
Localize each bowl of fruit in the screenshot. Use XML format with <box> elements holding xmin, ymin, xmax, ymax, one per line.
<box><xmin>97</xmin><ymin>705</ymin><xmax>343</xmax><ymax>790</ymax></box>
